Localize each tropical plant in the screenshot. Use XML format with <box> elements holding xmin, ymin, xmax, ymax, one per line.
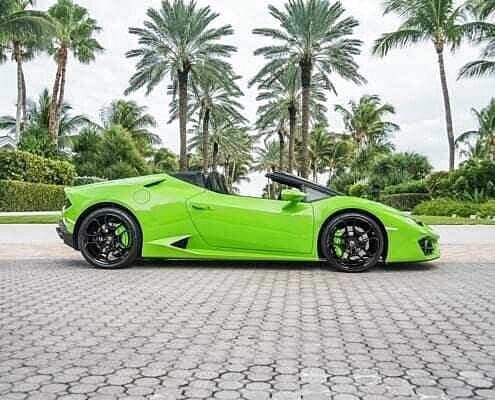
<box><xmin>151</xmin><ymin>147</ymin><xmax>179</xmax><ymax>173</ymax></box>
<box><xmin>0</xmin><ymin>88</ymin><xmax>91</xmax><ymax>154</ymax></box>
<box><xmin>456</xmin><ymin>99</ymin><xmax>495</xmax><ymax>161</ymax></box>
<box><xmin>253</xmin><ymin>0</ymin><xmax>364</xmax><ymax>178</ymax></box>
<box><xmin>459</xmin><ymin>0</ymin><xmax>495</xmax><ymax>79</ymax></box>
<box><xmin>47</xmin><ymin>0</ymin><xmax>102</xmax><ymax>141</ymax></box>
<box><xmin>0</xmin><ymin>0</ymin><xmax>52</xmax><ymax>141</ymax></box>
<box><xmin>72</xmin><ymin>125</ymin><xmax>150</xmax><ymax>180</ymax></box>
<box><xmin>125</xmin><ymin>0</ymin><xmax>237</xmax><ymax>171</ymax></box>
<box><xmin>184</xmin><ymin>72</ymin><xmax>246</xmax><ymax>172</ymax></box>
<box><xmin>373</xmin><ymin>0</ymin><xmax>494</xmax><ymax>171</ymax></box>
<box><xmin>335</xmin><ymin>95</ymin><xmax>399</xmax><ymax>153</ymax></box>
<box><xmin>308</xmin><ymin>126</ymin><xmax>334</xmax><ymax>182</ymax></box>
<box><xmin>99</xmin><ymin>99</ymin><xmax>161</xmax><ymax>155</ymax></box>
<box><xmin>252</xmin><ymin>64</ymin><xmax>328</xmax><ymax>172</ymax></box>
<box><xmin>252</xmin><ymin>140</ymin><xmax>280</xmax><ymax>199</ymax></box>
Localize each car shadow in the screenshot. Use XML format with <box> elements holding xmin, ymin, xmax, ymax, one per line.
<box><xmin>51</xmin><ymin>257</ymin><xmax>440</xmax><ymax>273</ymax></box>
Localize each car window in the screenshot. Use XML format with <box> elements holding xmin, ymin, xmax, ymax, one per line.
<box><xmin>302</xmin><ymin>186</ymin><xmax>331</xmax><ymax>202</ymax></box>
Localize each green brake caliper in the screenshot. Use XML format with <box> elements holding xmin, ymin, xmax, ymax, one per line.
<box><xmin>115</xmin><ymin>224</ymin><xmax>130</xmax><ymax>248</ymax></box>
<box><xmin>333</xmin><ymin>229</ymin><xmax>344</xmax><ymax>257</ymax></box>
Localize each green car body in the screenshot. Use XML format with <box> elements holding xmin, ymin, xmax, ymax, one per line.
<box><xmin>59</xmin><ymin>173</ymin><xmax>440</xmax><ymax>264</ymax></box>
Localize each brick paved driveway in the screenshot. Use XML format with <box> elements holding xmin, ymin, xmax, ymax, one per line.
<box><xmin>1</xmin><ymin>253</ymin><xmax>494</xmax><ymax>400</ymax></box>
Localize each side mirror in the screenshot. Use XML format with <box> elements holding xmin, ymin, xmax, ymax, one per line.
<box><xmin>281</xmin><ymin>189</ymin><xmax>306</xmax><ymax>203</ymax></box>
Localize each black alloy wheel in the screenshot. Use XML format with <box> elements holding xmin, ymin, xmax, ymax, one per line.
<box><xmin>78</xmin><ymin>207</ymin><xmax>140</xmax><ymax>269</ymax></box>
<box><xmin>320</xmin><ymin>212</ymin><xmax>385</xmax><ymax>272</ymax></box>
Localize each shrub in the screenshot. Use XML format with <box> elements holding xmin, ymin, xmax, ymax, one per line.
<box><xmin>0</xmin><ymin>150</ymin><xmax>75</xmax><ymax>185</ymax></box>
<box><xmin>348</xmin><ymin>183</ymin><xmax>366</xmax><ymax>197</ymax></box>
<box><xmin>382</xmin><ymin>180</ymin><xmax>428</xmax><ymax>195</ymax></box>
<box><xmin>381</xmin><ymin>193</ymin><xmax>431</xmax><ymax>211</ymax></box>
<box><xmin>412</xmin><ymin>198</ymin><xmax>480</xmax><ymax>218</ymax></box>
<box><xmin>479</xmin><ymin>200</ymin><xmax>495</xmax><ymax>219</ymax></box>
<box><xmin>0</xmin><ymin>180</ymin><xmax>64</xmax><ymax>212</ymax></box>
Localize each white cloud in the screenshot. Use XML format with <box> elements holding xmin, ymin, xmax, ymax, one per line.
<box><xmin>1</xmin><ymin>0</ymin><xmax>493</xmax><ymax>196</ymax></box>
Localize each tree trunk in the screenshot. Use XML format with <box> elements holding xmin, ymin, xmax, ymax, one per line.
<box><xmin>278</xmin><ymin>128</ymin><xmax>285</xmax><ymax>171</ymax></box>
<box><xmin>53</xmin><ymin>46</ymin><xmax>68</xmax><ymax>146</ymax></box>
<box><xmin>178</xmin><ymin>69</ymin><xmax>189</xmax><ymax>172</ymax></box>
<box><xmin>21</xmin><ymin>68</ymin><xmax>27</xmax><ymax>131</ymax></box>
<box><xmin>436</xmin><ymin>46</ymin><xmax>455</xmax><ymax>171</ymax></box>
<box><xmin>212</xmin><ymin>141</ymin><xmax>219</xmax><ymax>172</ymax></box>
<box><xmin>14</xmin><ymin>42</ymin><xmax>22</xmax><ymax>143</ymax></box>
<box><xmin>288</xmin><ymin>104</ymin><xmax>296</xmax><ymax>173</ymax></box>
<box><xmin>49</xmin><ymin>48</ymin><xmax>63</xmax><ymax>140</ymax></box>
<box><xmin>313</xmin><ymin>161</ymin><xmax>318</xmax><ymax>183</ymax></box>
<box><xmin>300</xmin><ymin>60</ymin><xmax>312</xmax><ymax>178</ymax></box>
<box><xmin>202</xmin><ymin>108</ymin><xmax>210</xmax><ymax>172</ymax></box>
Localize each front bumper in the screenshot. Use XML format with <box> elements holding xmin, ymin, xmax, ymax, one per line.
<box><xmin>56</xmin><ymin>220</ymin><xmax>76</xmax><ymax>249</ymax></box>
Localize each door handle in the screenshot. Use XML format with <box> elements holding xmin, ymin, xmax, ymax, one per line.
<box><xmin>191</xmin><ymin>203</ymin><xmax>211</xmax><ymax>211</ymax></box>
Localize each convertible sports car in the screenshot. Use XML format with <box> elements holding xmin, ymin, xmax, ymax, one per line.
<box><xmin>57</xmin><ymin>171</ymin><xmax>440</xmax><ymax>272</ymax></box>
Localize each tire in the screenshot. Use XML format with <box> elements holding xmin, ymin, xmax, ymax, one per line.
<box><xmin>320</xmin><ymin>212</ymin><xmax>384</xmax><ymax>273</ymax></box>
<box><xmin>78</xmin><ymin>207</ymin><xmax>141</xmax><ymax>269</ymax></box>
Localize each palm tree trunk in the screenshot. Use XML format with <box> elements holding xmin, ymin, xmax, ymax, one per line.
<box><xmin>436</xmin><ymin>46</ymin><xmax>455</xmax><ymax>171</ymax></box>
<box><xmin>212</xmin><ymin>141</ymin><xmax>219</xmax><ymax>172</ymax></box>
<box><xmin>14</xmin><ymin>42</ymin><xmax>22</xmax><ymax>143</ymax></box>
<box><xmin>49</xmin><ymin>48</ymin><xmax>63</xmax><ymax>141</ymax></box>
<box><xmin>178</xmin><ymin>70</ymin><xmax>189</xmax><ymax>172</ymax></box>
<box><xmin>278</xmin><ymin>128</ymin><xmax>285</xmax><ymax>171</ymax></box>
<box><xmin>288</xmin><ymin>104</ymin><xmax>296</xmax><ymax>173</ymax></box>
<box><xmin>313</xmin><ymin>162</ymin><xmax>318</xmax><ymax>183</ymax></box>
<box><xmin>54</xmin><ymin>46</ymin><xmax>68</xmax><ymax>146</ymax></box>
<box><xmin>21</xmin><ymin>68</ymin><xmax>27</xmax><ymax>131</ymax></box>
<box><xmin>300</xmin><ymin>60</ymin><xmax>312</xmax><ymax>178</ymax></box>
<box><xmin>202</xmin><ymin>108</ymin><xmax>210</xmax><ymax>172</ymax></box>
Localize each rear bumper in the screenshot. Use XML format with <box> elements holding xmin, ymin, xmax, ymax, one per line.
<box><xmin>56</xmin><ymin>220</ymin><xmax>76</xmax><ymax>249</ymax></box>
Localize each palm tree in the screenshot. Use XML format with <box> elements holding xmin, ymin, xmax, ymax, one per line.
<box><xmin>373</xmin><ymin>0</ymin><xmax>494</xmax><ymax>171</ymax></box>
<box><xmin>253</xmin><ymin>0</ymin><xmax>364</xmax><ymax>178</ymax></box>
<box><xmin>125</xmin><ymin>0</ymin><xmax>236</xmax><ymax>172</ymax></box>
<box><xmin>0</xmin><ymin>0</ymin><xmax>51</xmax><ymax>142</ymax></box>
<box><xmin>187</xmin><ymin>72</ymin><xmax>246</xmax><ymax>172</ymax></box>
<box><xmin>252</xmin><ymin>64</ymin><xmax>328</xmax><ymax>172</ymax></box>
<box><xmin>335</xmin><ymin>95</ymin><xmax>399</xmax><ymax>154</ymax></box>
<box><xmin>459</xmin><ymin>0</ymin><xmax>495</xmax><ymax>79</ymax></box>
<box><xmin>47</xmin><ymin>0</ymin><xmax>102</xmax><ymax>142</ymax></box>
<box><xmin>99</xmin><ymin>100</ymin><xmax>161</xmax><ymax>153</ymax></box>
<box><xmin>309</xmin><ymin>126</ymin><xmax>334</xmax><ymax>182</ymax></box>
<box><xmin>0</xmin><ymin>88</ymin><xmax>91</xmax><ymax>140</ymax></box>
<box><xmin>252</xmin><ymin>140</ymin><xmax>280</xmax><ymax>199</ymax></box>
<box><xmin>456</xmin><ymin>99</ymin><xmax>495</xmax><ymax>161</ymax></box>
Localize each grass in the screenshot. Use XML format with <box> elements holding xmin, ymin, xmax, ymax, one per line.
<box><xmin>0</xmin><ymin>214</ymin><xmax>61</xmax><ymax>224</ymax></box>
<box><xmin>414</xmin><ymin>215</ymin><xmax>495</xmax><ymax>225</ymax></box>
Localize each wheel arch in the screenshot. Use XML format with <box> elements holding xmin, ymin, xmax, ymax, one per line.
<box><xmin>317</xmin><ymin>208</ymin><xmax>389</xmax><ymax>261</ymax></box>
<box><xmin>73</xmin><ymin>202</ymin><xmax>143</xmax><ymax>254</ymax></box>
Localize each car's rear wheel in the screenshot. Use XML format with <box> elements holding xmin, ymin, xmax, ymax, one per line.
<box><xmin>320</xmin><ymin>212</ymin><xmax>384</xmax><ymax>273</ymax></box>
<box><xmin>78</xmin><ymin>207</ymin><xmax>140</xmax><ymax>269</ymax></box>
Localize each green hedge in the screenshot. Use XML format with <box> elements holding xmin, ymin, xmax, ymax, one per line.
<box><xmin>381</xmin><ymin>193</ymin><xmax>431</xmax><ymax>211</ymax></box>
<box><xmin>412</xmin><ymin>198</ymin><xmax>495</xmax><ymax>218</ymax></box>
<box><xmin>0</xmin><ymin>180</ymin><xmax>64</xmax><ymax>212</ymax></box>
<box><xmin>382</xmin><ymin>180</ymin><xmax>428</xmax><ymax>195</ymax></box>
<box><xmin>0</xmin><ymin>150</ymin><xmax>75</xmax><ymax>186</ymax></box>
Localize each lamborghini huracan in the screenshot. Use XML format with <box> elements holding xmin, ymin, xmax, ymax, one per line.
<box><xmin>57</xmin><ymin>171</ymin><xmax>440</xmax><ymax>272</ymax></box>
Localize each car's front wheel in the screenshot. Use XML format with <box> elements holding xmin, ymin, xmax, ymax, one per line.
<box><xmin>320</xmin><ymin>212</ymin><xmax>385</xmax><ymax>273</ymax></box>
<box><xmin>78</xmin><ymin>207</ymin><xmax>141</xmax><ymax>269</ymax></box>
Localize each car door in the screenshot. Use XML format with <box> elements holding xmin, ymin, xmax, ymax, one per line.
<box><xmin>187</xmin><ymin>191</ymin><xmax>314</xmax><ymax>254</ymax></box>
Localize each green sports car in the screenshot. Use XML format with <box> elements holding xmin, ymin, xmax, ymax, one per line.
<box><xmin>57</xmin><ymin>171</ymin><xmax>440</xmax><ymax>272</ymax></box>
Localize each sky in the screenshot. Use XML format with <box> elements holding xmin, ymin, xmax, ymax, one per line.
<box><xmin>1</xmin><ymin>0</ymin><xmax>493</xmax><ymax>196</ymax></box>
